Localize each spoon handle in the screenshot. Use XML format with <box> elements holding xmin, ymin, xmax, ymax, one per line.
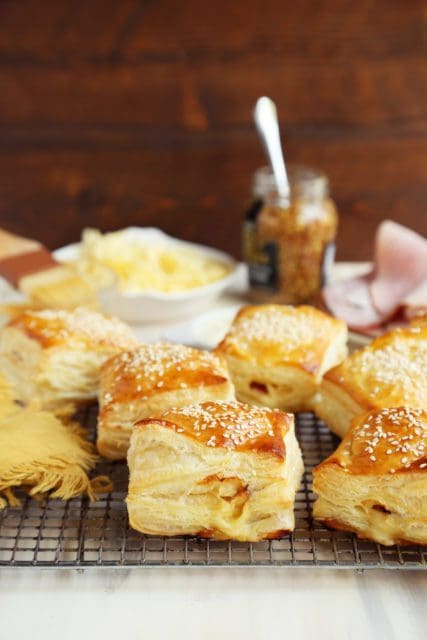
<box><xmin>253</xmin><ymin>97</ymin><xmax>290</xmax><ymax>199</ymax></box>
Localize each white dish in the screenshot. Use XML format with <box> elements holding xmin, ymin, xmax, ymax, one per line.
<box><xmin>54</xmin><ymin>227</ymin><xmax>247</xmax><ymax>325</ymax></box>
<box><xmin>163</xmin><ymin>304</ymin><xmax>243</xmax><ymax>349</ymax></box>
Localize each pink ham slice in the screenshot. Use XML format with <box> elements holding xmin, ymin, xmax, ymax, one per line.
<box><xmin>322</xmin><ymin>274</ymin><xmax>383</xmax><ymax>329</ymax></box>
<box><xmin>370</xmin><ymin>221</ymin><xmax>427</xmax><ymax>318</ymax></box>
<box><xmin>322</xmin><ymin>220</ymin><xmax>427</xmax><ymax>330</ymax></box>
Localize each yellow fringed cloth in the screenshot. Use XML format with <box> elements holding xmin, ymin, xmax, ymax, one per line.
<box><xmin>0</xmin><ymin>376</ymin><xmax>112</xmax><ymax>509</ymax></box>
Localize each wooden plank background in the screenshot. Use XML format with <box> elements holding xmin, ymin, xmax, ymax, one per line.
<box><xmin>0</xmin><ymin>0</ymin><xmax>425</xmax><ymax>259</ymax></box>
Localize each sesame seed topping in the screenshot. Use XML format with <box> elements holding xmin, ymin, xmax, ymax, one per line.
<box><xmin>102</xmin><ymin>343</ymin><xmax>228</xmax><ymax>404</ymax></box>
<box><xmin>348</xmin><ymin>407</ymin><xmax>427</xmax><ymax>474</ymax></box>
<box><xmin>335</xmin><ymin>326</ymin><xmax>427</xmax><ymax>407</ymax></box>
<box><xmin>219</xmin><ymin>305</ymin><xmax>342</xmax><ymax>369</ymax></box>
<box><xmin>16</xmin><ymin>307</ymin><xmax>137</xmax><ymax>349</ymax></box>
<box><xmin>157</xmin><ymin>400</ymin><xmax>289</xmax><ymax>452</ymax></box>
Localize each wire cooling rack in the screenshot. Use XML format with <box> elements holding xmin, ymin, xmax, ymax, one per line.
<box><xmin>0</xmin><ymin>408</ymin><xmax>425</xmax><ymax>569</ymax></box>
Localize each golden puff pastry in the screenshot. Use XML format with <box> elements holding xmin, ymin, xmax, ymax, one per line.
<box><xmin>215</xmin><ymin>305</ymin><xmax>347</xmax><ymax>412</ymax></box>
<box><xmin>411</xmin><ymin>314</ymin><xmax>427</xmax><ymax>328</ymax></box>
<box><xmin>313</xmin><ymin>407</ymin><xmax>427</xmax><ymax>546</ymax></box>
<box><xmin>97</xmin><ymin>343</ymin><xmax>235</xmax><ymax>460</ymax></box>
<box><xmin>127</xmin><ymin>400</ymin><xmax>303</xmax><ymax>541</ymax></box>
<box><xmin>313</xmin><ymin>325</ymin><xmax>427</xmax><ymax>438</ymax></box>
<box><xmin>0</xmin><ymin>307</ymin><xmax>137</xmax><ymax>410</ymax></box>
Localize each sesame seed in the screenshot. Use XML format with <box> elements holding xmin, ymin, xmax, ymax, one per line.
<box><xmin>351</xmin><ymin>407</ymin><xmax>427</xmax><ymax>473</ymax></box>
<box><xmin>160</xmin><ymin>401</ymin><xmax>284</xmax><ymax>450</ymax></box>
<box><xmin>102</xmin><ymin>343</ymin><xmax>228</xmax><ymax>401</ymax></box>
<box><xmin>19</xmin><ymin>307</ymin><xmax>137</xmax><ymax>349</ymax></box>
<box><xmin>220</xmin><ymin>305</ymin><xmax>342</xmax><ymax>370</ymax></box>
<box><xmin>339</xmin><ymin>327</ymin><xmax>427</xmax><ymax>406</ymax></box>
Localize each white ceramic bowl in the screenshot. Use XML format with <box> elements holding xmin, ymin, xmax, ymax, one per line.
<box><xmin>163</xmin><ymin>305</ymin><xmax>243</xmax><ymax>349</ymax></box>
<box><xmin>54</xmin><ymin>227</ymin><xmax>246</xmax><ymax>325</ymax></box>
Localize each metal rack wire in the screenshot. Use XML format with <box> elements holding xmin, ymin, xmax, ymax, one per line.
<box><xmin>0</xmin><ymin>409</ymin><xmax>425</xmax><ymax>568</ymax></box>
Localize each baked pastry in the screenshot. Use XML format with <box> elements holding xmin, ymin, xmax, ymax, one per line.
<box><xmin>411</xmin><ymin>313</ymin><xmax>427</xmax><ymax>327</ymax></box>
<box><xmin>215</xmin><ymin>305</ymin><xmax>347</xmax><ymax>412</ymax></box>
<box><xmin>313</xmin><ymin>407</ymin><xmax>427</xmax><ymax>546</ymax></box>
<box><xmin>313</xmin><ymin>325</ymin><xmax>427</xmax><ymax>438</ymax></box>
<box><xmin>127</xmin><ymin>401</ymin><xmax>303</xmax><ymax>541</ymax></box>
<box><xmin>97</xmin><ymin>343</ymin><xmax>235</xmax><ymax>460</ymax></box>
<box><xmin>0</xmin><ymin>307</ymin><xmax>138</xmax><ymax>410</ymax></box>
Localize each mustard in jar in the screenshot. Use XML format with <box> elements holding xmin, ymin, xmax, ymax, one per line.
<box><xmin>243</xmin><ymin>165</ymin><xmax>338</xmax><ymax>304</ymax></box>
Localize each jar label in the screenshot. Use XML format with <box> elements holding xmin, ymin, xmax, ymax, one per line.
<box><xmin>321</xmin><ymin>241</ymin><xmax>336</xmax><ymax>287</ymax></box>
<box><xmin>243</xmin><ymin>221</ymin><xmax>279</xmax><ymax>291</ymax></box>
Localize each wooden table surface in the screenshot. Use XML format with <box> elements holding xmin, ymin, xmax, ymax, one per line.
<box><xmin>0</xmin><ymin>0</ymin><xmax>426</xmax><ymax>260</ymax></box>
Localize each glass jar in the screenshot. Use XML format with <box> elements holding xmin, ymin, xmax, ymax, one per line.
<box><xmin>242</xmin><ymin>164</ymin><xmax>338</xmax><ymax>304</ymax></box>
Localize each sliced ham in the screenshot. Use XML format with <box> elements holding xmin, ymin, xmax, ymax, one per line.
<box><xmin>322</xmin><ymin>220</ymin><xmax>427</xmax><ymax>330</ymax></box>
<box><xmin>370</xmin><ymin>221</ymin><xmax>427</xmax><ymax>318</ymax></box>
<box><xmin>322</xmin><ymin>274</ymin><xmax>383</xmax><ymax>329</ymax></box>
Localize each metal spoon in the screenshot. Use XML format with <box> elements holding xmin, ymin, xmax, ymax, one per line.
<box><xmin>253</xmin><ymin>96</ymin><xmax>290</xmax><ymax>199</ymax></box>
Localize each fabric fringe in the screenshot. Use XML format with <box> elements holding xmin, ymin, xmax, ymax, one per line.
<box><xmin>0</xmin><ymin>373</ymin><xmax>113</xmax><ymax>510</ymax></box>
<box><xmin>0</xmin><ymin>467</ymin><xmax>114</xmax><ymax>510</ymax></box>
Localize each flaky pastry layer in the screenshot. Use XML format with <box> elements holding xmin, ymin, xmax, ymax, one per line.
<box><xmin>97</xmin><ymin>344</ymin><xmax>235</xmax><ymax>459</ymax></box>
<box><xmin>313</xmin><ymin>407</ymin><xmax>427</xmax><ymax>545</ymax></box>
<box><xmin>314</xmin><ymin>325</ymin><xmax>427</xmax><ymax>437</ymax></box>
<box><xmin>215</xmin><ymin>304</ymin><xmax>347</xmax><ymax>412</ymax></box>
<box><xmin>127</xmin><ymin>401</ymin><xmax>304</xmax><ymax>541</ymax></box>
<box><xmin>0</xmin><ymin>308</ymin><xmax>137</xmax><ymax>409</ymax></box>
